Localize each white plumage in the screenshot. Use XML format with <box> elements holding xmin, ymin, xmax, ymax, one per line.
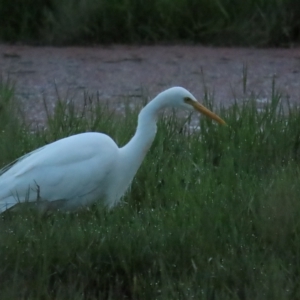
<box><xmin>0</xmin><ymin>87</ymin><xmax>225</xmax><ymax>213</ymax></box>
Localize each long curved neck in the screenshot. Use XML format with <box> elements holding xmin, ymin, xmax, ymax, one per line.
<box><xmin>120</xmin><ymin>96</ymin><xmax>167</xmax><ymax>178</ymax></box>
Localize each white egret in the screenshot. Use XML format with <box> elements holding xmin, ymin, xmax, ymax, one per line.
<box><xmin>0</xmin><ymin>87</ymin><xmax>225</xmax><ymax>213</ymax></box>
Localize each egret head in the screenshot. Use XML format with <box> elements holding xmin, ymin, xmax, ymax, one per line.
<box><xmin>161</xmin><ymin>87</ymin><xmax>226</xmax><ymax>125</ymax></box>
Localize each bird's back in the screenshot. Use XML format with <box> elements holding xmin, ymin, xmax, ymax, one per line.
<box><xmin>0</xmin><ymin>132</ymin><xmax>119</xmax><ymax>213</ymax></box>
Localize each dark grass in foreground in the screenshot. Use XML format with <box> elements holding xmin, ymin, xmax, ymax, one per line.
<box><xmin>0</xmin><ymin>83</ymin><xmax>300</xmax><ymax>299</ymax></box>
<box><xmin>0</xmin><ymin>0</ymin><xmax>299</xmax><ymax>46</ymax></box>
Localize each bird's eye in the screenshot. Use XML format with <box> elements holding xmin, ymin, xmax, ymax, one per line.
<box><xmin>184</xmin><ymin>97</ymin><xmax>192</xmax><ymax>103</ymax></box>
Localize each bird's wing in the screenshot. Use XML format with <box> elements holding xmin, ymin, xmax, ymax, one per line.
<box><xmin>0</xmin><ymin>145</ymin><xmax>46</xmax><ymax>176</ymax></box>
<box><xmin>0</xmin><ymin>132</ymin><xmax>119</xmax><ymax>212</ymax></box>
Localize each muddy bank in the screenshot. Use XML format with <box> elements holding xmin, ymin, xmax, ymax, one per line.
<box><xmin>1</xmin><ymin>44</ymin><xmax>300</xmax><ymax>124</ymax></box>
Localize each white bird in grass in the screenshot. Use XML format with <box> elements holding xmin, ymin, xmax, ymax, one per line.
<box><xmin>0</xmin><ymin>87</ymin><xmax>225</xmax><ymax>214</ymax></box>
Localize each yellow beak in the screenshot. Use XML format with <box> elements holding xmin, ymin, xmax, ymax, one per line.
<box><xmin>191</xmin><ymin>101</ymin><xmax>226</xmax><ymax>125</ymax></box>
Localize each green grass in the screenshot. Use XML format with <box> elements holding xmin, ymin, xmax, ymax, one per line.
<box><xmin>1</xmin><ymin>81</ymin><xmax>300</xmax><ymax>299</ymax></box>
<box><xmin>0</xmin><ymin>0</ymin><xmax>299</xmax><ymax>46</ymax></box>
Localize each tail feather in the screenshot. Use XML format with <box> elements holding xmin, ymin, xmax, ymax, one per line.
<box><xmin>0</xmin><ymin>178</ymin><xmax>31</xmax><ymax>213</ymax></box>
<box><xmin>0</xmin><ymin>199</ymin><xmax>18</xmax><ymax>213</ymax></box>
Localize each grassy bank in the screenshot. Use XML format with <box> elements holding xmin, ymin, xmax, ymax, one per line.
<box><xmin>0</xmin><ymin>82</ymin><xmax>300</xmax><ymax>299</ymax></box>
<box><xmin>0</xmin><ymin>0</ymin><xmax>299</xmax><ymax>46</ymax></box>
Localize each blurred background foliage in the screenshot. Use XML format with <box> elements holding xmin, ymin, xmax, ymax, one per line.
<box><xmin>0</xmin><ymin>0</ymin><xmax>299</xmax><ymax>46</ymax></box>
